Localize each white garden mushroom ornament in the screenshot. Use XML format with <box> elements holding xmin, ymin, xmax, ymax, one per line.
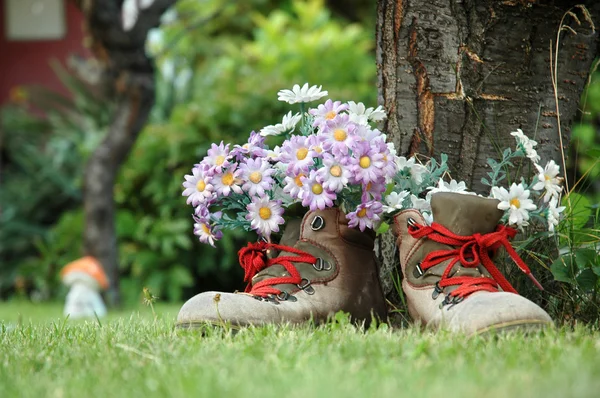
<box><xmin>60</xmin><ymin>256</ymin><xmax>109</xmax><ymax>319</ymax></box>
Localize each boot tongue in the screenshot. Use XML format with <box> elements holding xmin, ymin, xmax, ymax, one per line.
<box><xmin>278</xmin><ymin>219</ymin><xmax>302</xmax><ymax>246</ymax></box>
<box><xmin>431</xmin><ymin>192</ymin><xmax>503</xmax><ymax>235</ymax></box>
<box><xmin>250</xmin><ymin>218</ymin><xmax>303</xmax><ymax>285</ymax></box>
<box><xmin>425</xmin><ymin>192</ymin><xmax>504</xmax><ymax>285</ymax></box>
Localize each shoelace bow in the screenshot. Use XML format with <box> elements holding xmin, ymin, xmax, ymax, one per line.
<box><xmin>408</xmin><ymin>221</ymin><xmax>543</xmax><ymax>299</ymax></box>
<box><xmin>238</xmin><ymin>241</ymin><xmax>317</xmax><ymax>297</ymax></box>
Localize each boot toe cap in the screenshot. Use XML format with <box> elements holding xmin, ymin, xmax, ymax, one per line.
<box><xmin>176</xmin><ymin>291</ymin><xmax>280</xmax><ymax>328</ymax></box>
<box><xmin>436</xmin><ymin>292</ymin><xmax>553</xmax><ymax>335</ymax></box>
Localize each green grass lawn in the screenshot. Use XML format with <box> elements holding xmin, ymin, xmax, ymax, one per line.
<box><xmin>1</xmin><ymin>301</ymin><xmax>599</xmax><ymax>398</ymax></box>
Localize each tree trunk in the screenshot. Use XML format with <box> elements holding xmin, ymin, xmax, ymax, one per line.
<box><xmin>78</xmin><ymin>0</ymin><xmax>175</xmax><ymax>305</ymax></box>
<box><xmin>375</xmin><ymin>0</ymin><xmax>599</xmax><ymax>298</ymax></box>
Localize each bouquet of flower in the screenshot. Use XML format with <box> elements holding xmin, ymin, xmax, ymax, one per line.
<box><xmin>183</xmin><ymin>83</ymin><xmax>566</xmax><ymax>247</ymax></box>
<box><xmin>182</xmin><ymin>83</ymin><xmax>397</xmax><ymax>246</ymax></box>
<box><xmin>381</xmin><ymin>129</ymin><xmax>566</xmax><ymax>233</ymax></box>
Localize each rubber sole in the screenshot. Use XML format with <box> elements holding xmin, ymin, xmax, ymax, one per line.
<box><xmin>472</xmin><ymin>319</ymin><xmax>553</xmax><ymax>337</ymax></box>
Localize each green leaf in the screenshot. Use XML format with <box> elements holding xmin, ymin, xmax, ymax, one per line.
<box><xmin>575</xmin><ymin>248</ymin><xmax>599</xmax><ymax>270</ymax></box>
<box><xmin>376</xmin><ymin>222</ymin><xmax>390</xmax><ymax>235</ymax></box>
<box><xmin>576</xmin><ymin>268</ymin><xmax>598</xmax><ymax>292</ymax></box>
<box><xmin>550</xmin><ymin>255</ymin><xmax>576</xmax><ymax>284</ymax></box>
<box><xmin>562</xmin><ymin>193</ymin><xmax>591</xmax><ymax>230</ymax></box>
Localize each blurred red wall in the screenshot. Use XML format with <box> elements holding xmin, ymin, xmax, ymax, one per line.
<box><xmin>0</xmin><ymin>0</ymin><xmax>87</xmax><ymax>104</ymax></box>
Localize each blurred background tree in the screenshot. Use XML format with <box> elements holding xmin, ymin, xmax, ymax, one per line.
<box><xmin>0</xmin><ymin>0</ymin><xmax>378</xmax><ymax>305</ymax></box>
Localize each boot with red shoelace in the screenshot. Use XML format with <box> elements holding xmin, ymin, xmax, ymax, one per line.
<box><xmin>176</xmin><ymin>207</ymin><xmax>388</xmax><ymax>328</ymax></box>
<box><xmin>392</xmin><ymin>192</ymin><xmax>552</xmax><ymax>335</ymax></box>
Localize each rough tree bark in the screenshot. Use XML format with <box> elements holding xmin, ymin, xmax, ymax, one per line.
<box><xmin>77</xmin><ymin>0</ymin><xmax>176</xmax><ymax>305</ymax></box>
<box><xmin>375</xmin><ymin>0</ymin><xmax>600</xmax><ymax>298</ymax></box>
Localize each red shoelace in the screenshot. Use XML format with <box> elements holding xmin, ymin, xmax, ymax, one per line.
<box><xmin>408</xmin><ymin>221</ymin><xmax>543</xmax><ymax>299</ymax></box>
<box><xmin>238</xmin><ymin>241</ymin><xmax>317</xmax><ymax>297</ymax></box>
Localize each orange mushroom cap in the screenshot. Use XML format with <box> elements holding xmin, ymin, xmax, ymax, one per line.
<box><xmin>60</xmin><ymin>256</ymin><xmax>109</xmax><ymax>290</ymax></box>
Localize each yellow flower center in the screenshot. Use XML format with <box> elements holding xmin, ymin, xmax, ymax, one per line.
<box><xmin>330</xmin><ymin>165</ymin><xmax>342</xmax><ymax>177</ymax></box>
<box><xmin>296</xmin><ymin>148</ymin><xmax>309</xmax><ymax>160</ymax></box>
<box><xmin>325</xmin><ymin>111</ymin><xmax>337</xmax><ymax>120</ymax></box>
<box><xmin>215</xmin><ymin>155</ymin><xmax>225</xmax><ymax>166</ymax></box>
<box><xmin>333</xmin><ymin>129</ymin><xmax>347</xmax><ymax>142</ymax></box>
<box><xmin>294</xmin><ymin>174</ymin><xmax>304</xmax><ymax>187</ymax></box>
<box><xmin>312</xmin><ymin>183</ymin><xmax>324</xmax><ymax>195</ymax></box>
<box><xmin>357</xmin><ymin>208</ymin><xmax>367</xmax><ymax>218</ymax></box>
<box><xmin>359</xmin><ymin>156</ymin><xmax>371</xmax><ymax>168</ymax></box>
<box><xmin>313</xmin><ymin>146</ymin><xmax>323</xmax><ymax>154</ymax></box>
<box><xmin>221</xmin><ymin>173</ymin><xmax>234</xmax><ymax>186</ymax></box>
<box><xmin>249</xmin><ymin>171</ymin><xmax>262</xmax><ymax>184</ymax></box>
<box><xmin>259</xmin><ymin>207</ymin><xmax>272</xmax><ymax>220</ymax></box>
<box><xmin>201</xmin><ymin>223</ymin><xmax>211</xmax><ymax>234</ymax></box>
<box><xmin>510</xmin><ymin>198</ymin><xmax>521</xmax><ymax>208</ymax></box>
<box><xmin>196</xmin><ymin>180</ymin><xmax>206</xmax><ymax>192</ymax></box>
<box><xmin>545</xmin><ymin>174</ymin><xmax>551</xmax><ymax>181</ymax></box>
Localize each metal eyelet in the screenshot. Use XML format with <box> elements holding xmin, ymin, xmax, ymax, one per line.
<box><xmin>297</xmin><ymin>278</ymin><xmax>315</xmax><ymax>295</ymax></box>
<box><xmin>439</xmin><ymin>294</ymin><xmax>463</xmax><ymax>310</ymax></box>
<box><xmin>431</xmin><ymin>282</ymin><xmax>443</xmax><ymax>299</ymax></box>
<box><xmin>276</xmin><ymin>291</ymin><xmax>297</xmax><ymax>302</ymax></box>
<box><xmin>310</xmin><ymin>216</ymin><xmax>325</xmax><ymax>231</ymax></box>
<box><xmin>412</xmin><ymin>263</ymin><xmax>424</xmax><ymax>279</ymax></box>
<box><xmin>312</xmin><ymin>258</ymin><xmax>332</xmax><ymax>271</ymax></box>
<box><xmin>446</xmin><ymin>296</ymin><xmax>464</xmax><ymax>310</ymax></box>
<box><xmin>407</xmin><ymin>217</ymin><xmax>418</xmax><ymax>228</ymax></box>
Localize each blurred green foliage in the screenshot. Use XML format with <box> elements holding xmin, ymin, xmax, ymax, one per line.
<box><xmin>0</xmin><ymin>0</ymin><xmax>377</xmax><ymax>303</ymax></box>
<box><xmin>544</xmin><ymin>65</ymin><xmax>600</xmax><ymax>324</ymax></box>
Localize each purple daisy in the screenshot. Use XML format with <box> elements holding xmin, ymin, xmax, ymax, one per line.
<box><xmin>240</xmin><ymin>157</ymin><xmax>275</xmax><ymax>197</ymax></box>
<box><xmin>231</xmin><ymin>131</ymin><xmax>268</xmax><ymax>160</ymax></box>
<box><xmin>349</xmin><ymin>141</ymin><xmax>385</xmax><ymax>184</ymax></box>
<box><xmin>361</xmin><ymin>180</ymin><xmax>387</xmax><ymax>202</ymax></box>
<box><xmin>193</xmin><ymin>215</ymin><xmax>223</xmax><ymax>247</ymax></box>
<box><xmin>283</xmin><ymin>171</ymin><xmax>307</xmax><ymax>200</ymax></box>
<box><xmin>317</xmin><ymin>153</ymin><xmax>351</xmax><ymax>193</ymax></box>
<box><xmin>309</xmin><ymin>99</ymin><xmax>349</xmax><ymax>128</ymax></box>
<box><xmin>212</xmin><ymin>163</ymin><xmax>243</xmax><ymax>196</ymax></box>
<box><xmin>319</xmin><ymin>113</ymin><xmax>357</xmax><ymax>156</ymax></box>
<box><xmin>300</xmin><ymin>170</ymin><xmax>337</xmax><ymax>211</ymax></box>
<box><xmin>246</xmin><ymin>196</ymin><xmax>285</xmax><ymax>238</ymax></box>
<box><xmin>182</xmin><ymin>164</ymin><xmax>215</xmax><ymax>206</ymax></box>
<box><xmin>280</xmin><ymin>135</ymin><xmax>316</xmax><ymax>174</ymax></box>
<box><xmin>347</xmin><ymin>201</ymin><xmax>383</xmax><ymax>232</ymax></box>
<box><xmin>203</xmin><ymin>141</ymin><xmax>231</xmax><ymax>172</ymax></box>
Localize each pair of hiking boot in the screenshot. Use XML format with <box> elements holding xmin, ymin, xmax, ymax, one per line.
<box><xmin>176</xmin><ymin>192</ymin><xmax>552</xmax><ymax>334</ymax></box>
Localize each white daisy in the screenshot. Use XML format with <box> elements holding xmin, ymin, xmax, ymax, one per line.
<box><xmin>259</xmin><ymin>124</ymin><xmax>286</xmax><ymax>137</ymax></box>
<box><xmin>510</xmin><ymin>128</ymin><xmax>540</xmax><ymax>163</ymax></box>
<box><xmin>396</xmin><ymin>156</ymin><xmax>427</xmax><ymax>184</ymax></box>
<box><xmin>547</xmin><ymin>196</ymin><xmax>566</xmax><ymax>234</ymax></box>
<box><xmin>347</xmin><ymin>101</ymin><xmax>387</xmax><ymax>125</ymax></box>
<box><xmin>426</xmin><ymin>178</ymin><xmax>475</xmax><ymax>201</ymax></box>
<box><xmin>259</xmin><ymin>111</ymin><xmax>302</xmax><ymax>137</ymax></box>
<box><xmin>382</xmin><ymin>191</ymin><xmax>410</xmax><ymax>213</ymax></box>
<box><xmin>422</xmin><ymin>211</ymin><xmax>434</xmax><ymax>225</ymax></box>
<box><xmin>277</xmin><ymin>83</ymin><xmax>328</xmax><ymax>104</ymax></box>
<box><xmin>410</xmin><ymin>194</ymin><xmax>431</xmax><ymax>212</ymax></box>
<box><xmin>532</xmin><ymin>160</ymin><xmax>563</xmax><ymax>202</ymax></box>
<box><xmin>246</xmin><ymin>196</ymin><xmax>285</xmax><ymax>237</ymax></box>
<box><xmin>282</xmin><ymin>111</ymin><xmax>302</xmax><ymax>131</ymax></box>
<box><xmin>492</xmin><ymin>183</ymin><xmax>537</xmax><ymax>227</ymax></box>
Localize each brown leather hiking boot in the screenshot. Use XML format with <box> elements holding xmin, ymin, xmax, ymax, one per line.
<box><xmin>392</xmin><ymin>192</ymin><xmax>552</xmax><ymax>335</ymax></box>
<box><xmin>176</xmin><ymin>207</ymin><xmax>388</xmax><ymax>328</ymax></box>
